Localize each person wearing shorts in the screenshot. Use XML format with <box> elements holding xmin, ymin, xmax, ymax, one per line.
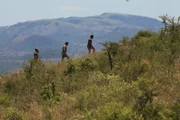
<box><xmin>34</xmin><ymin>48</ymin><xmax>39</xmax><ymax>60</ymax></box>
<box><xmin>61</xmin><ymin>42</ymin><xmax>69</xmax><ymax>61</ymax></box>
<box><xmin>87</xmin><ymin>35</ymin><xmax>95</xmax><ymax>54</ymax></box>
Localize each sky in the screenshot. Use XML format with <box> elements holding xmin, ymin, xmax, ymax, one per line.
<box><xmin>0</xmin><ymin>0</ymin><xmax>179</xmax><ymax>26</ymax></box>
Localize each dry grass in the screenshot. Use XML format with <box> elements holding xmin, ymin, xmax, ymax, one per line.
<box><xmin>23</xmin><ymin>103</ymin><xmax>43</xmax><ymax>120</ymax></box>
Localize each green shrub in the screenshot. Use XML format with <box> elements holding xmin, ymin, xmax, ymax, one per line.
<box><xmin>3</xmin><ymin>80</ymin><xmax>16</xmax><ymax>95</ymax></box>
<box><xmin>23</xmin><ymin>59</ymin><xmax>45</xmax><ymax>79</ymax></box>
<box><xmin>40</xmin><ymin>84</ymin><xmax>60</xmax><ymax>107</ymax></box>
<box><xmin>63</xmin><ymin>60</ymin><xmax>78</xmax><ymax>75</ymax></box>
<box><xmin>82</xmin><ymin>102</ymin><xmax>134</xmax><ymax>120</ymax></box>
<box><xmin>167</xmin><ymin>102</ymin><xmax>180</xmax><ymax>120</ymax></box>
<box><xmin>134</xmin><ymin>30</ymin><xmax>155</xmax><ymax>39</ymax></box>
<box><xmin>0</xmin><ymin>94</ymin><xmax>10</xmax><ymax>106</ymax></box>
<box><xmin>79</xmin><ymin>58</ymin><xmax>97</xmax><ymax>71</ymax></box>
<box><xmin>140</xmin><ymin>103</ymin><xmax>164</xmax><ymax>120</ymax></box>
<box><xmin>3</xmin><ymin>108</ymin><xmax>25</xmax><ymax>120</ymax></box>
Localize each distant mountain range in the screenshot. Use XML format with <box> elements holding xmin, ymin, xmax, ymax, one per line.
<box><xmin>0</xmin><ymin>13</ymin><xmax>162</xmax><ymax>61</ymax></box>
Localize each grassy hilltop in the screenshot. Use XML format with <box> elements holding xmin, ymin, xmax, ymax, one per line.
<box><xmin>0</xmin><ymin>17</ymin><xmax>180</xmax><ymax>120</ymax></box>
<box><xmin>0</xmin><ymin>13</ymin><xmax>162</xmax><ymax>73</ymax></box>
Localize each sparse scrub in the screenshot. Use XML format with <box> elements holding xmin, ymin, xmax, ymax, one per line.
<box><xmin>1</xmin><ymin>16</ymin><xmax>180</xmax><ymax>119</ymax></box>
<box><xmin>3</xmin><ymin>108</ymin><xmax>25</xmax><ymax>120</ymax></box>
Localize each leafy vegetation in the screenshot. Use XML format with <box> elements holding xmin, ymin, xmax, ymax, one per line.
<box><xmin>0</xmin><ymin>15</ymin><xmax>180</xmax><ymax>120</ymax></box>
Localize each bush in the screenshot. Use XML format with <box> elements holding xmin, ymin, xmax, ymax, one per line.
<box><xmin>140</xmin><ymin>103</ymin><xmax>164</xmax><ymax>120</ymax></box>
<box><xmin>79</xmin><ymin>58</ymin><xmax>97</xmax><ymax>71</ymax></box>
<box><xmin>3</xmin><ymin>79</ymin><xmax>16</xmax><ymax>95</ymax></box>
<box><xmin>167</xmin><ymin>102</ymin><xmax>180</xmax><ymax>119</ymax></box>
<box><xmin>0</xmin><ymin>94</ymin><xmax>10</xmax><ymax>106</ymax></box>
<box><xmin>3</xmin><ymin>108</ymin><xmax>25</xmax><ymax>120</ymax></box>
<box><xmin>40</xmin><ymin>84</ymin><xmax>60</xmax><ymax>107</ymax></box>
<box><xmin>63</xmin><ymin>60</ymin><xmax>78</xmax><ymax>75</ymax></box>
<box><xmin>82</xmin><ymin>102</ymin><xmax>134</xmax><ymax>120</ymax></box>
<box><xmin>134</xmin><ymin>30</ymin><xmax>155</xmax><ymax>39</ymax></box>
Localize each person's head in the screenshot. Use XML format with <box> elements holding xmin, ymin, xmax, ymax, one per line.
<box><xmin>90</xmin><ymin>35</ymin><xmax>94</xmax><ymax>39</ymax></box>
<box><xmin>35</xmin><ymin>48</ymin><xmax>39</xmax><ymax>53</ymax></box>
<box><xmin>65</xmin><ymin>42</ymin><xmax>69</xmax><ymax>46</ymax></box>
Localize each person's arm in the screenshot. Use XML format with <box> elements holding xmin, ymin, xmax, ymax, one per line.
<box><xmin>89</xmin><ymin>39</ymin><xmax>92</xmax><ymax>46</ymax></box>
<box><xmin>63</xmin><ymin>45</ymin><xmax>66</xmax><ymax>53</ymax></box>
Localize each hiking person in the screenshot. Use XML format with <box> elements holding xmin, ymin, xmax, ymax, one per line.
<box><xmin>61</xmin><ymin>42</ymin><xmax>69</xmax><ymax>61</ymax></box>
<box><xmin>87</xmin><ymin>35</ymin><xmax>95</xmax><ymax>54</ymax></box>
<box><xmin>34</xmin><ymin>48</ymin><xmax>39</xmax><ymax>60</ymax></box>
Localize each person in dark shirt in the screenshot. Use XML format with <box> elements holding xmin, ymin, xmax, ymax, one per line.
<box><xmin>34</xmin><ymin>48</ymin><xmax>39</xmax><ymax>60</ymax></box>
<box><xmin>87</xmin><ymin>35</ymin><xmax>95</xmax><ymax>54</ymax></box>
<box><xmin>61</xmin><ymin>42</ymin><xmax>69</xmax><ymax>61</ymax></box>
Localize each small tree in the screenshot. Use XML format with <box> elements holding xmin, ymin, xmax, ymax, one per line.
<box><xmin>101</xmin><ymin>41</ymin><xmax>119</xmax><ymax>71</ymax></box>
<box><xmin>159</xmin><ymin>15</ymin><xmax>180</xmax><ymax>80</ymax></box>
<box><xmin>159</xmin><ymin>14</ymin><xmax>169</xmax><ymax>33</ymax></box>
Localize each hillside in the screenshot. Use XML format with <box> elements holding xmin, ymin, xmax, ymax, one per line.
<box><xmin>0</xmin><ymin>22</ymin><xmax>180</xmax><ymax>120</ymax></box>
<box><xmin>0</xmin><ymin>13</ymin><xmax>163</xmax><ymax>73</ymax></box>
<box><xmin>0</xmin><ymin>13</ymin><xmax>162</xmax><ymax>58</ymax></box>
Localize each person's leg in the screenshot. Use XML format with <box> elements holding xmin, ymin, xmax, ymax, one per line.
<box><xmin>88</xmin><ymin>49</ymin><xmax>91</xmax><ymax>54</ymax></box>
<box><xmin>66</xmin><ymin>54</ymin><xmax>70</xmax><ymax>59</ymax></box>
<box><xmin>92</xmin><ymin>46</ymin><xmax>95</xmax><ymax>53</ymax></box>
<box><xmin>63</xmin><ymin>54</ymin><xmax>69</xmax><ymax>60</ymax></box>
<box><xmin>87</xmin><ymin>46</ymin><xmax>91</xmax><ymax>54</ymax></box>
<box><xmin>61</xmin><ymin>54</ymin><xmax>64</xmax><ymax>61</ymax></box>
